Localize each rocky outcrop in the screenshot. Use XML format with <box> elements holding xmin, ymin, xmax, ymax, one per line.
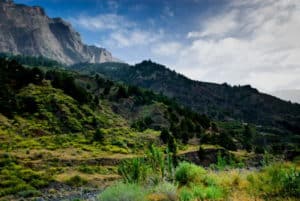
<box><xmin>179</xmin><ymin>147</ymin><xmax>230</xmax><ymax>167</ymax></box>
<box><xmin>0</xmin><ymin>0</ymin><xmax>117</xmax><ymax>64</ymax></box>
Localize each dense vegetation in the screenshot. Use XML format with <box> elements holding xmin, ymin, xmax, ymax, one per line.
<box><xmin>0</xmin><ymin>56</ymin><xmax>299</xmax><ymax>200</ymax></box>
<box><xmin>0</xmin><ymin>52</ymin><xmax>62</xmax><ymax>68</ymax></box>
<box><xmin>99</xmin><ymin>145</ymin><xmax>300</xmax><ymax>201</ymax></box>
<box><xmin>71</xmin><ymin>61</ymin><xmax>300</xmax><ymax>135</ymax></box>
<box><xmin>0</xmin><ymin>57</ymin><xmax>210</xmax><ymax>142</ymax></box>
<box><xmin>0</xmin><ymin>58</ymin><xmax>208</xmax><ymax>199</ymax></box>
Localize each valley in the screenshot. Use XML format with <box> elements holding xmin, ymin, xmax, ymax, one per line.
<box><xmin>0</xmin><ymin>0</ymin><xmax>299</xmax><ymax>200</ymax></box>
<box><xmin>0</xmin><ymin>56</ymin><xmax>299</xmax><ymax>201</ymax></box>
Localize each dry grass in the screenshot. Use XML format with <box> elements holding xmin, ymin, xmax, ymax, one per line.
<box><xmin>230</xmin><ymin>190</ymin><xmax>264</xmax><ymax>201</ymax></box>
<box><xmin>55</xmin><ymin>170</ymin><xmax>120</xmax><ymax>187</ymax></box>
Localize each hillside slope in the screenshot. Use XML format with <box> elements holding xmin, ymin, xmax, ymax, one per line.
<box><xmin>0</xmin><ymin>57</ymin><xmax>212</xmax><ymax>198</ymax></box>
<box><xmin>71</xmin><ymin>61</ymin><xmax>300</xmax><ymax>135</ymax></box>
<box><xmin>1</xmin><ymin>56</ymin><xmax>299</xmax><ymax>200</ymax></box>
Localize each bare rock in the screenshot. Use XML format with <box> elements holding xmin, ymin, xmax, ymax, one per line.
<box><xmin>0</xmin><ymin>0</ymin><xmax>118</xmax><ymax>64</ymax></box>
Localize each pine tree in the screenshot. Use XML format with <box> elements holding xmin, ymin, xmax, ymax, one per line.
<box><xmin>93</xmin><ymin>129</ymin><xmax>104</xmax><ymax>142</ymax></box>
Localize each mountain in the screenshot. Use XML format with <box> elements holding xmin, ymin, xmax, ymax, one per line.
<box><xmin>1</xmin><ymin>57</ymin><xmax>299</xmax><ymax>200</ymax></box>
<box><xmin>0</xmin><ymin>0</ymin><xmax>117</xmax><ymax>64</ymax></box>
<box><xmin>0</xmin><ymin>57</ymin><xmax>213</xmax><ymax>143</ymax></box>
<box><xmin>272</xmin><ymin>89</ymin><xmax>300</xmax><ymax>104</ymax></box>
<box><xmin>71</xmin><ymin>61</ymin><xmax>300</xmax><ymax>135</ymax></box>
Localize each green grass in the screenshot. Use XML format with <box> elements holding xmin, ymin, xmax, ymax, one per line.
<box><xmin>97</xmin><ymin>182</ymin><xmax>147</xmax><ymax>201</ymax></box>
<box><xmin>247</xmin><ymin>163</ymin><xmax>300</xmax><ymax>198</ymax></box>
<box><xmin>0</xmin><ymin>153</ymin><xmax>51</xmax><ymax>197</ymax></box>
<box><xmin>175</xmin><ymin>162</ymin><xmax>206</xmax><ymax>186</ymax></box>
<box><xmin>65</xmin><ymin>175</ymin><xmax>88</xmax><ymax>187</ymax></box>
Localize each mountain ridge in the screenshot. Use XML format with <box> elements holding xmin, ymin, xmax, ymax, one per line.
<box><xmin>71</xmin><ymin>61</ymin><xmax>300</xmax><ymax>135</ymax></box>
<box><xmin>272</xmin><ymin>89</ymin><xmax>300</xmax><ymax>104</ymax></box>
<box><xmin>0</xmin><ymin>0</ymin><xmax>118</xmax><ymax>64</ymax></box>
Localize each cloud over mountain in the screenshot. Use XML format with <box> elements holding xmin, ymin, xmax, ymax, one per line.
<box><xmin>169</xmin><ymin>0</ymin><xmax>300</xmax><ymax>92</ymax></box>
<box><xmin>61</xmin><ymin>0</ymin><xmax>299</xmax><ymax>92</ymax></box>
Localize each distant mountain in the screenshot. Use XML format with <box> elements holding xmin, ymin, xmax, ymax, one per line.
<box><xmin>272</xmin><ymin>89</ymin><xmax>300</xmax><ymax>104</ymax></box>
<box><xmin>71</xmin><ymin>61</ymin><xmax>300</xmax><ymax>135</ymax></box>
<box><xmin>0</xmin><ymin>0</ymin><xmax>117</xmax><ymax>64</ymax></box>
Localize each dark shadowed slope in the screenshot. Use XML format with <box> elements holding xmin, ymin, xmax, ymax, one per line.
<box><xmin>71</xmin><ymin>61</ymin><xmax>300</xmax><ymax>135</ymax></box>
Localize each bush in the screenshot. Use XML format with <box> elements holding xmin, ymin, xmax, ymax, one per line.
<box><xmin>205</xmin><ymin>186</ymin><xmax>224</xmax><ymax>200</ymax></box>
<box><xmin>215</xmin><ymin>151</ymin><xmax>227</xmax><ymax>170</ymax></box>
<box><xmin>247</xmin><ymin>163</ymin><xmax>300</xmax><ymax>198</ymax></box>
<box><xmin>179</xmin><ymin>187</ymin><xmax>194</xmax><ymax>201</ymax></box>
<box><xmin>94</xmin><ymin>129</ymin><xmax>105</xmax><ymax>142</ymax></box>
<box><xmin>218</xmin><ymin>131</ymin><xmax>237</xmax><ymax>151</ymax></box>
<box><xmin>0</xmin><ymin>160</ymin><xmax>50</xmax><ymax>197</ymax></box>
<box><xmin>77</xmin><ymin>165</ymin><xmax>94</xmax><ymax>174</ymax></box>
<box><xmin>118</xmin><ymin>158</ymin><xmax>148</xmax><ymax>184</ymax></box>
<box><xmin>179</xmin><ymin>184</ymin><xmax>225</xmax><ymax>201</ymax></box>
<box><xmin>65</xmin><ymin>175</ymin><xmax>87</xmax><ymax>187</ymax></box>
<box><xmin>17</xmin><ymin>189</ymin><xmax>41</xmax><ymax>198</ymax></box>
<box><xmin>160</xmin><ymin>129</ymin><xmax>170</xmax><ymax>144</ymax></box>
<box><xmin>97</xmin><ymin>182</ymin><xmax>147</xmax><ymax>201</ymax></box>
<box><xmin>151</xmin><ymin>182</ymin><xmax>177</xmax><ymax>201</ymax></box>
<box><xmin>192</xmin><ymin>185</ymin><xmax>206</xmax><ymax>200</ymax></box>
<box><xmin>175</xmin><ymin>162</ymin><xmax>206</xmax><ymax>186</ymax></box>
<box><xmin>146</xmin><ymin>145</ymin><xmax>165</xmax><ymax>182</ymax></box>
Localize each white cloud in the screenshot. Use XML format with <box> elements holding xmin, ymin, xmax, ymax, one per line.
<box><xmin>70</xmin><ymin>0</ymin><xmax>300</xmax><ymax>92</ymax></box>
<box><xmin>152</xmin><ymin>42</ymin><xmax>182</xmax><ymax>56</ymax></box>
<box><xmin>105</xmin><ymin>29</ymin><xmax>163</xmax><ymax>48</ymax></box>
<box><xmin>159</xmin><ymin>0</ymin><xmax>300</xmax><ymax>92</ymax></box>
<box><xmin>187</xmin><ymin>10</ymin><xmax>239</xmax><ymax>38</ymax></box>
<box><xmin>71</xmin><ymin>13</ymin><xmax>164</xmax><ymax>48</ymax></box>
<box><xmin>70</xmin><ymin>14</ymin><xmax>134</xmax><ymax>31</ymax></box>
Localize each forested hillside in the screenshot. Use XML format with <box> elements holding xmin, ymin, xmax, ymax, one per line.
<box><xmin>0</xmin><ymin>54</ymin><xmax>299</xmax><ymax>201</ymax></box>
<box><xmin>71</xmin><ymin>61</ymin><xmax>300</xmax><ymax>135</ymax></box>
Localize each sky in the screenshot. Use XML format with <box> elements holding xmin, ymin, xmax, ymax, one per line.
<box><xmin>14</xmin><ymin>0</ymin><xmax>300</xmax><ymax>94</ymax></box>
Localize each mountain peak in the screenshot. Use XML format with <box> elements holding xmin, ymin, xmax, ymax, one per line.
<box><xmin>0</xmin><ymin>1</ymin><xmax>118</xmax><ymax>64</ymax></box>
<box><xmin>0</xmin><ymin>0</ymin><xmax>13</xmax><ymax>3</ymax></box>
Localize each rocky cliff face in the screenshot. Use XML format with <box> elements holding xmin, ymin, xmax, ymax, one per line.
<box><xmin>0</xmin><ymin>0</ymin><xmax>117</xmax><ymax>64</ymax></box>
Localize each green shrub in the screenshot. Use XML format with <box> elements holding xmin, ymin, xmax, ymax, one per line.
<box><xmin>65</xmin><ymin>175</ymin><xmax>87</xmax><ymax>187</ymax></box>
<box><xmin>0</xmin><ymin>160</ymin><xmax>50</xmax><ymax>197</ymax></box>
<box><xmin>17</xmin><ymin>189</ymin><xmax>41</xmax><ymax>198</ymax></box>
<box><xmin>247</xmin><ymin>163</ymin><xmax>300</xmax><ymax>198</ymax></box>
<box><xmin>160</xmin><ymin>129</ymin><xmax>170</xmax><ymax>144</ymax></box>
<box><xmin>118</xmin><ymin>158</ymin><xmax>148</xmax><ymax>184</ymax></box>
<box><xmin>205</xmin><ymin>186</ymin><xmax>224</xmax><ymax>200</ymax></box>
<box><xmin>97</xmin><ymin>182</ymin><xmax>147</xmax><ymax>201</ymax></box>
<box><xmin>179</xmin><ymin>187</ymin><xmax>194</xmax><ymax>201</ymax></box>
<box><xmin>147</xmin><ymin>145</ymin><xmax>165</xmax><ymax>181</ymax></box>
<box><xmin>192</xmin><ymin>186</ymin><xmax>205</xmax><ymax>201</ymax></box>
<box><xmin>175</xmin><ymin>162</ymin><xmax>206</xmax><ymax>186</ymax></box>
<box><xmin>77</xmin><ymin>165</ymin><xmax>111</xmax><ymax>175</ymax></box>
<box><xmin>151</xmin><ymin>182</ymin><xmax>177</xmax><ymax>201</ymax></box>
<box><xmin>94</xmin><ymin>128</ymin><xmax>105</xmax><ymax>142</ymax></box>
<box><xmin>0</xmin><ymin>182</ymin><xmax>35</xmax><ymax>197</ymax></box>
<box><xmin>260</xmin><ymin>150</ymin><xmax>274</xmax><ymax>167</ymax></box>
<box><xmin>78</xmin><ymin>165</ymin><xmax>94</xmax><ymax>174</ymax></box>
<box><xmin>191</xmin><ymin>184</ymin><xmax>225</xmax><ymax>201</ymax></box>
<box><xmin>215</xmin><ymin>151</ymin><xmax>227</xmax><ymax>170</ymax></box>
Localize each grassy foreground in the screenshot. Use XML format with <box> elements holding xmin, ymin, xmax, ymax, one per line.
<box><xmin>97</xmin><ymin>146</ymin><xmax>299</xmax><ymax>201</ymax></box>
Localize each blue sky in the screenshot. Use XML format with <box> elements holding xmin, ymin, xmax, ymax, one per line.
<box><xmin>14</xmin><ymin>0</ymin><xmax>300</xmax><ymax>93</ymax></box>
<box><xmin>14</xmin><ymin>0</ymin><xmax>226</xmax><ymax>63</ymax></box>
